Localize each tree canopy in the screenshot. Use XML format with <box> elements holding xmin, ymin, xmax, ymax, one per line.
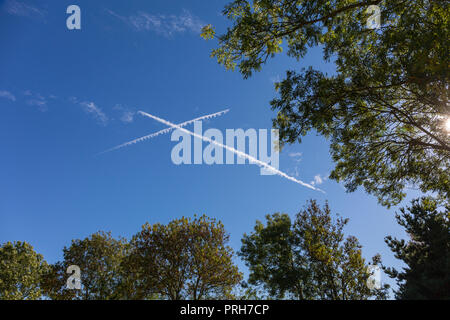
<box><xmin>383</xmin><ymin>197</ymin><xmax>450</xmax><ymax>299</ymax></box>
<box><xmin>42</xmin><ymin>231</ymin><xmax>129</xmax><ymax>300</ymax></box>
<box><xmin>124</xmin><ymin>215</ymin><xmax>243</xmax><ymax>300</ymax></box>
<box><xmin>39</xmin><ymin>217</ymin><xmax>242</xmax><ymax>300</ymax></box>
<box><xmin>0</xmin><ymin>241</ymin><xmax>48</xmax><ymax>300</ymax></box>
<box><xmin>203</xmin><ymin>0</ymin><xmax>449</xmax><ymax>207</ymax></box>
<box><xmin>239</xmin><ymin>200</ymin><xmax>389</xmax><ymax>299</ymax></box>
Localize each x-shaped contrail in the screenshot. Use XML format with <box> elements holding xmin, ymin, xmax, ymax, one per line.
<box><xmin>98</xmin><ymin>109</ymin><xmax>229</xmax><ymax>155</ymax></box>
<box><xmin>138</xmin><ymin>111</ymin><xmax>323</xmax><ymax>192</ymax></box>
<box><xmin>99</xmin><ymin>109</ymin><xmax>322</xmax><ymax>192</ymax></box>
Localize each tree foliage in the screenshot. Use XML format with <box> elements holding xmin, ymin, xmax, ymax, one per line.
<box><xmin>240</xmin><ymin>200</ymin><xmax>389</xmax><ymax>299</ymax></box>
<box><xmin>383</xmin><ymin>197</ymin><xmax>450</xmax><ymax>299</ymax></box>
<box><xmin>41</xmin><ymin>231</ymin><xmax>129</xmax><ymax>300</ymax></box>
<box><xmin>26</xmin><ymin>217</ymin><xmax>242</xmax><ymax>300</ymax></box>
<box><xmin>124</xmin><ymin>215</ymin><xmax>243</xmax><ymax>300</ymax></box>
<box><xmin>0</xmin><ymin>241</ymin><xmax>48</xmax><ymax>300</ymax></box>
<box><xmin>204</xmin><ymin>0</ymin><xmax>450</xmax><ymax>206</ymax></box>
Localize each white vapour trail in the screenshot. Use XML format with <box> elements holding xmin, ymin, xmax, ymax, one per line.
<box><xmin>138</xmin><ymin>111</ymin><xmax>324</xmax><ymax>192</ymax></box>
<box><xmin>98</xmin><ymin>109</ymin><xmax>229</xmax><ymax>155</ymax></box>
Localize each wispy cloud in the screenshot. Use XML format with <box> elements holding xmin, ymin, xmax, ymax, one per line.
<box><xmin>24</xmin><ymin>91</ymin><xmax>47</xmax><ymax>111</ymax></box>
<box><xmin>3</xmin><ymin>0</ymin><xmax>46</xmax><ymax>18</ymax></box>
<box><xmin>120</xmin><ymin>111</ymin><xmax>135</xmax><ymax>123</ymax></box>
<box><xmin>68</xmin><ymin>97</ymin><xmax>108</xmax><ymax>125</ymax></box>
<box><xmin>79</xmin><ymin>101</ymin><xmax>108</xmax><ymax>126</ymax></box>
<box><xmin>310</xmin><ymin>174</ymin><xmax>327</xmax><ymax>186</ymax></box>
<box><xmin>288</xmin><ymin>166</ymin><xmax>300</xmax><ymax>178</ymax></box>
<box><xmin>138</xmin><ymin>110</ymin><xmax>323</xmax><ymax>192</ymax></box>
<box><xmin>100</xmin><ymin>109</ymin><xmax>230</xmax><ymax>155</ymax></box>
<box><xmin>0</xmin><ymin>90</ymin><xmax>16</xmax><ymax>101</ymax></box>
<box><xmin>27</xmin><ymin>99</ymin><xmax>47</xmax><ymax>111</ymax></box>
<box><xmin>68</xmin><ymin>96</ymin><xmax>79</xmax><ymax>104</ymax></box>
<box><xmin>3</xmin><ymin>89</ymin><xmax>110</xmax><ymax>123</ymax></box>
<box><xmin>289</xmin><ymin>152</ymin><xmax>302</xmax><ymax>163</ymax></box>
<box><xmin>107</xmin><ymin>9</ymin><xmax>204</xmax><ymax>36</ymax></box>
<box><xmin>113</xmin><ymin>104</ymin><xmax>135</xmax><ymax>124</ymax></box>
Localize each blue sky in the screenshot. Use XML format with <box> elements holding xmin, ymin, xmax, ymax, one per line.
<box><xmin>0</xmin><ymin>0</ymin><xmax>416</xmax><ymax>294</ymax></box>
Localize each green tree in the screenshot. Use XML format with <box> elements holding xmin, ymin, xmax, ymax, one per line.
<box><xmin>0</xmin><ymin>241</ymin><xmax>48</xmax><ymax>300</ymax></box>
<box><xmin>240</xmin><ymin>200</ymin><xmax>389</xmax><ymax>299</ymax></box>
<box><xmin>41</xmin><ymin>231</ymin><xmax>129</xmax><ymax>300</ymax></box>
<box><xmin>125</xmin><ymin>215</ymin><xmax>243</xmax><ymax>300</ymax></box>
<box><xmin>383</xmin><ymin>197</ymin><xmax>450</xmax><ymax>299</ymax></box>
<box><xmin>203</xmin><ymin>0</ymin><xmax>449</xmax><ymax>207</ymax></box>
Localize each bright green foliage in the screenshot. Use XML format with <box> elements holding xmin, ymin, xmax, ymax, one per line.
<box><xmin>207</xmin><ymin>0</ymin><xmax>449</xmax><ymax>207</ymax></box>
<box><xmin>384</xmin><ymin>197</ymin><xmax>450</xmax><ymax>299</ymax></box>
<box><xmin>0</xmin><ymin>241</ymin><xmax>48</xmax><ymax>300</ymax></box>
<box><xmin>200</xmin><ymin>24</ymin><xmax>216</xmax><ymax>40</ymax></box>
<box><xmin>41</xmin><ymin>231</ymin><xmax>129</xmax><ymax>300</ymax></box>
<box><xmin>240</xmin><ymin>200</ymin><xmax>389</xmax><ymax>299</ymax></box>
<box><xmin>125</xmin><ymin>215</ymin><xmax>243</xmax><ymax>300</ymax></box>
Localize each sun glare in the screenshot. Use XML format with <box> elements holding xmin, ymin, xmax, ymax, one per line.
<box><xmin>446</xmin><ymin>118</ymin><xmax>450</xmax><ymax>132</ymax></box>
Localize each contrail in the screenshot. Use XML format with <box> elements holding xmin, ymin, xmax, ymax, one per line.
<box><xmin>138</xmin><ymin>111</ymin><xmax>324</xmax><ymax>192</ymax></box>
<box><xmin>98</xmin><ymin>109</ymin><xmax>229</xmax><ymax>155</ymax></box>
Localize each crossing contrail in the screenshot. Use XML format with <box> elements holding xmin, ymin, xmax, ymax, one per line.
<box><xmin>98</xmin><ymin>109</ymin><xmax>229</xmax><ymax>155</ymax></box>
<box><xmin>138</xmin><ymin>111</ymin><xmax>324</xmax><ymax>192</ymax></box>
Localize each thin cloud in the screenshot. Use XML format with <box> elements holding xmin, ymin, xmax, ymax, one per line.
<box><xmin>27</xmin><ymin>99</ymin><xmax>47</xmax><ymax>111</ymax></box>
<box><xmin>288</xmin><ymin>166</ymin><xmax>300</xmax><ymax>178</ymax></box>
<box><xmin>113</xmin><ymin>104</ymin><xmax>135</xmax><ymax>124</ymax></box>
<box><xmin>311</xmin><ymin>174</ymin><xmax>327</xmax><ymax>186</ymax></box>
<box><xmin>24</xmin><ymin>92</ymin><xmax>47</xmax><ymax>111</ymax></box>
<box><xmin>289</xmin><ymin>152</ymin><xmax>302</xmax><ymax>163</ymax></box>
<box><xmin>99</xmin><ymin>109</ymin><xmax>229</xmax><ymax>155</ymax></box>
<box><xmin>68</xmin><ymin>96</ymin><xmax>79</xmax><ymax>104</ymax></box>
<box><xmin>289</xmin><ymin>152</ymin><xmax>302</xmax><ymax>158</ymax></box>
<box><xmin>69</xmin><ymin>97</ymin><xmax>109</xmax><ymax>126</ymax></box>
<box><xmin>107</xmin><ymin>9</ymin><xmax>204</xmax><ymax>36</ymax></box>
<box><xmin>138</xmin><ymin>110</ymin><xmax>323</xmax><ymax>192</ymax></box>
<box><xmin>80</xmin><ymin>101</ymin><xmax>108</xmax><ymax>126</ymax></box>
<box><xmin>3</xmin><ymin>0</ymin><xmax>46</xmax><ymax>18</ymax></box>
<box><xmin>120</xmin><ymin>111</ymin><xmax>135</xmax><ymax>124</ymax></box>
<box><xmin>0</xmin><ymin>90</ymin><xmax>16</xmax><ymax>101</ymax></box>
<box><xmin>314</xmin><ymin>175</ymin><xmax>323</xmax><ymax>185</ymax></box>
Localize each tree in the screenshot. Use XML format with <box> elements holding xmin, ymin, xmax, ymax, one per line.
<box><xmin>383</xmin><ymin>197</ymin><xmax>450</xmax><ymax>299</ymax></box>
<box><xmin>41</xmin><ymin>231</ymin><xmax>129</xmax><ymax>300</ymax></box>
<box><xmin>203</xmin><ymin>0</ymin><xmax>449</xmax><ymax>207</ymax></box>
<box><xmin>240</xmin><ymin>200</ymin><xmax>389</xmax><ymax>299</ymax></box>
<box><xmin>0</xmin><ymin>241</ymin><xmax>48</xmax><ymax>300</ymax></box>
<box><xmin>125</xmin><ymin>215</ymin><xmax>243</xmax><ymax>300</ymax></box>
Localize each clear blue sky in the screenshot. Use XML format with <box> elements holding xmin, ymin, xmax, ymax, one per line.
<box><xmin>0</xmin><ymin>0</ymin><xmax>416</xmax><ymax>294</ymax></box>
